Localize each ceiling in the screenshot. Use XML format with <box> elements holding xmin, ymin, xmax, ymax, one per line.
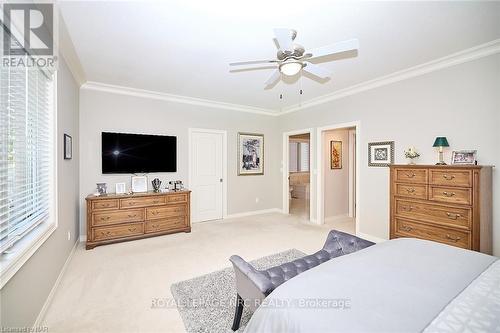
<box><xmin>60</xmin><ymin>1</ymin><xmax>500</xmax><ymax>113</ymax></box>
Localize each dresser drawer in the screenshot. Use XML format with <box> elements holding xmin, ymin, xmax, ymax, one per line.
<box><xmin>394</xmin><ymin>168</ymin><xmax>428</xmax><ymax>184</ymax></box>
<box><xmin>395</xmin><ymin>183</ymin><xmax>427</xmax><ymax>199</ymax></box>
<box><xmin>120</xmin><ymin>196</ymin><xmax>166</xmax><ymax>208</ymax></box>
<box><xmin>395</xmin><ymin>199</ymin><xmax>471</xmax><ymax>229</ymax></box>
<box><xmin>167</xmin><ymin>193</ymin><xmax>188</xmax><ymax>204</ymax></box>
<box><xmin>92</xmin><ymin>223</ymin><xmax>144</xmax><ymax>241</ymax></box>
<box><xmin>394</xmin><ymin>218</ymin><xmax>470</xmax><ymax>249</ymax></box>
<box><xmin>429</xmin><ymin>169</ymin><xmax>472</xmax><ymax>187</ymax></box>
<box><xmin>92</xmin><ymin>209</ymin><xmax>144</xmax><ymax>226</ymax></box>
<box><xmin>429</xmin><ymin>186</ymin><xmax>471</xmax><ymax>205</ymax></box>
<box><xmin>91</xmin><ymin>199</ymin><xmax>119</xmax><ymax>211</ymax></box>
<box><xmin>145</xmin><ymin>217</ymin><xmax>187</xmax><ymax>234</ymax></box>
<box><xmin>146</xmin><ymin>204</ymin><xmax>187</xmax><ymax>220</ymax></box>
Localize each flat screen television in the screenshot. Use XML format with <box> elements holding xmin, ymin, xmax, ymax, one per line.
<box><xmin>102</xmin><ymin>132</ymin><xmax>177</xmax><ymax>174</ymax></box>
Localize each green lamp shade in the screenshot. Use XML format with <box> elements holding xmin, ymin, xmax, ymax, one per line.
<box><xmin>433</xmin><ymin>137</ymin><xmax>449</xmax><ymax>147</ymax></box>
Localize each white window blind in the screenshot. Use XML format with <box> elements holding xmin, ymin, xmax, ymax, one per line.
<box><xmin>289</xmin><ymin>141</ymin><xmax>310</xmax><ymax>172</ymax></box>
<box><xmin>0</xmin><ymin>45</ymin><xmax>54</xmax><ymax>253</ymax></box>
<box><xmin>299</xmin><ymin>142</ymin><xmax>310</xmax><ymax>172</ymax></box>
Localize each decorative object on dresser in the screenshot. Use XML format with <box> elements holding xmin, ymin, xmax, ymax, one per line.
<box><xmin>115</xmin><ymin>182</ymin><xmax>126</xmax><ymax>194</ymax></box>
<box><xmin>432</xmin><ymin>137</ymin><xmax>449</xmax><ymax>165</ymax></box>
<box><xmin>151</xmin><ymin>178</ymin><xmax>162</xmax><ymax>192</ymax></box>
<box><xmin>131</xmin><ymin>175</ymin><xmax>148</xmax><ymax>193</ymax></box>
<box><xmin>330</xmin><ymin>140</ymin><xmax>342</xmax><ymax>169</ymax></box>
<box><xmin>389</xmin><ymin>165</ymin><xmax>492</xmax><ymax>254</ymax></box>
<box><xmin>404</xmin><ymin>146</ymin><xmax>420</xmax><ymax>164</ymax></box>
<box><xmin>85</xmin><ymin>190</ymin><xmax>191</xmax><ymax>249</ymax></box>
<box><xmin>368</xmin><ymin>141</ymin><xmax>394</xmax><ymax>167</ymax></box>
<box><xmin>451</xmin><ymin>150</ymin><xmax>477</xmax><ymax>165</ymax></box>
<box><xmin>96</xmin><ymin>183</ymin><xmax>107</xmax><ymax>195</ymax></box>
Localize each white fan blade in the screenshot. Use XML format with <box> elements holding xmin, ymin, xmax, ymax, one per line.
<box><xmin>230</xmin><ymin>59</ymin><xmax>277</xmax><ymax>66</ymax></box>
<box><xmin>265</xmin><ymin>70</ymin><xmax>281</xmax><ymax>87</ymax></box>
<box><xmin>308</xmin><ymin>39</ymin><xmax>359</xmax><ymax>61</ymax></box>
<box><xmin>273</xmin><ymin>28</ymin><xmax>294</xmax><ymax>51</ymax></box>
<box><xmin>303</xmin><ymin>62</ymin><xmax>331</xmax><ymax>79</ymax></box>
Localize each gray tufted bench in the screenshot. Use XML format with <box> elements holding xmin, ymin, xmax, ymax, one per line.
<box><xmin>229</xmin><ymin>230</ymin><xmax>375</xmax><ymax>330</ymax></box>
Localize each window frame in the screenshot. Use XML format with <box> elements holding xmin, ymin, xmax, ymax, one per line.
<box><xmin>0</xmin><ymin>69</ymin><xmax>58</xmax><ymax>289</ymax></box>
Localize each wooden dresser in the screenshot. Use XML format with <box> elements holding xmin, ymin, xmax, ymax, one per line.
<box><xmin>389</xmin><ymin>165</ymin><xmax>492</xmax><ymax>254</ymax></box>
<box><xmin>85</xmin><ymin>190</ymin><xmax>191</xmax><ymax>249</ymax></box>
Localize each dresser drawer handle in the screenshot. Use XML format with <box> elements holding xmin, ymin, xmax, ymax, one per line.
<box><xmin>100</xmin><ymin>203</ymin><xmax>110</xmax><ymax>207</ymax></box>
<box><xmin>401</xmin><ymin>225</ymin><xmax>413</xmax><ymax>232</ymax></box>
<box><xmin>128</xmin><ymin>202</ymin><xmax>136</xmax><ymax>205</ymax></box>
<box><xmin>151</xmin><ymin>210</ymin><xmax>159</xmax><ymax>215</ymax></box>
<box><xmin>152</xmin><ymin>224</ymin><xmax>159</xmax><ymax>228</ymax></box>
<box><xmin>100</xmin><ymin>216</ymin><xmax>111</xmax><ymax>221</ymax></box>
<box><xmin>446</xmin><ymin>212</ymin><xmax>462</xmax><ymax>220</ymax></box>
<box><xmin>446</xmin><ymin>234</ymin><xmax>461</xmax><ymax>242</ymax></box>
<box><xmin>128</xmin><ymin>227</ymin><xmax>137</xmax><ymax>232</ymax></box>
<box><xmin>443</xmin><ymin>174</ymin><xmax>455</xmax><ymax>180</ymax></box>
<box><xmin>442</xmin><ymin>191</ymin><xmax>455</xmax><ymax>197</ymax></box>
<box><xmin>153</xmin><ymin>200</ymin><xmax>160</xmax><ymax>204</ymax></box>
<box><xmin>405</xmin><ymin>173</ymin><xmax>416</xmax><ymax>178</ymax></box>
<box><xmin>100</xmin><ymin>231</ymin><xmax>111</xmax><ymax>236</ymax></box>
<box><xmin>405</xmin><ymin>188</ymin><xmax>416</xmax><ymax>194</ymax></box>
<box><xmin>127</xmin><ymin>214</ymin><xmax>137</xmax><ymax>218</ymax></box>
<box><xmin>402</xmin><ymin>205</ymin><xmax>414</xmax><ymax>211</ymax></box>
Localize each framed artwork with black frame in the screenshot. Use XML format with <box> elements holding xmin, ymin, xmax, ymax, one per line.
<box><xmin>64</xmin><ymin>134</ymin><xmax>72</xmax><ymax>160</ymax></box>
<box><xmin>330</xmin><ymin>140</ymin><xmax>342</xmax><ymax>169</ymax></box>
<box><xmin>238</xmin><ymin>132</ymin><xmax>264</xmax><ymax>175</ymax></box>
<box><xmin>368</xmin><ymin>141</ymin><xmax>394</xmax><ymax>167</ymax></box>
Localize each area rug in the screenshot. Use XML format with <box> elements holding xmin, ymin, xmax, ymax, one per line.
<box><xmin>170</xmin><ymin>249</ymin><xmax>306</xmax><ymax>333</ymax></box>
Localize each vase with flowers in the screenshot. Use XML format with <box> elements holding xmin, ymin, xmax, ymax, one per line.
<box><xmin>404</xmin><ymin>146</ymin><xmax>420</xmax><ymax>165</ymax></box>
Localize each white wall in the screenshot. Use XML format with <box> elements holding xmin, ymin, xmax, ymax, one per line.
<box><xmin>79</xmin><ymin>89</ymin><xmax>282</xmax><ymax>236</ymax></box>
<box><xmin>323</xmin><ymin>129</ymin><xmax>350</xmax><ymax>219</ymax></box>
<box><xmin>279</xmin><ymin>54</ymin><xmax>500</xmax><ymax>255</ymax></box>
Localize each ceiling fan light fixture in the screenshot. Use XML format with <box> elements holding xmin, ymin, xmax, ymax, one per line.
<box><xmin>279</xmin><ymin>61</ymin><xmax>303</xmax><ymax>76</ymax></box>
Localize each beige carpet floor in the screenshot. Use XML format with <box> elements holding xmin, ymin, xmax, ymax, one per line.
<box><xmin>42</xmin><ymin>212</ymin><xmax>355</xmax><ymax>333</ymax></box>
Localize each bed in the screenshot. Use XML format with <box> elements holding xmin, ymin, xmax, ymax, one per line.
<box><xmin>244</xmin><ymin>238</ymin><xmax>499</xmax><ymax>332</ymax></box>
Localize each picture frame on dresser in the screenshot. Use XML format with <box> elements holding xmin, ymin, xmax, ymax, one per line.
<box><xmin>451</xmin><ymin>150</ymin><xmax>477</xmax><ymax>165</ymax></box>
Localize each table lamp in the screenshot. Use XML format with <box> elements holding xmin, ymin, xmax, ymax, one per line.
<box><xmin>433</xmin><ymin>137</ymin><xmax>449</xmax><ymax>165</ymax></box>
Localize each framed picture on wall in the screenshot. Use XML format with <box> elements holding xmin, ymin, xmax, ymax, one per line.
<box><xmin>238</xmin><ymin>133</ymin><xmax>264</xmax><ymax>175</ymax></box>
<box><xmin>330</xmin><ymin>141</ymin><xmax>342</xmax><ymax>169</ymax></box>
<box><xmin>368</xmin><ymin>141</ymin><xmax>394</xmax><ymax>167</ymax></box>
<box><xmin>64</xmin><ymin>134</ymin><xmax>72</xmax><ymax>160</ymax></box>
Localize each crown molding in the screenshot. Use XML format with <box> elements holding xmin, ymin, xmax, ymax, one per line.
<box><xmin>81</xmin><ymin>81</ymin><xmax>277</xmax><ymax>116</ymax></box>
<box><xmin>279</xmin><ymin>39</ymin><xmax>500</xmax><ymax>115</ymax></box>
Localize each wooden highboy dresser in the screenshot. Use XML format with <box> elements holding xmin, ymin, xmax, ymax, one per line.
<box><xmin>389</xmin><ymin>165</ymin><xmax>492</xmax><ymax>254</ymax></box>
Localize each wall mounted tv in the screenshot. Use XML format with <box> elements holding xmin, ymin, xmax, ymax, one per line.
<box><xmin>102</xmin><ymin>132</ymin><xmax>177</xmax><ymax>174</ymax></box>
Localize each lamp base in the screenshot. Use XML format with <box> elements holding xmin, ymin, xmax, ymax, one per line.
<box><xmin>435</xmin><ymin>162</ymin><xmax>447</xmax><ymax>165</ymax></box>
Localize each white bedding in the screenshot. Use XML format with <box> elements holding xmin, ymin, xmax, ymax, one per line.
<box><xmin>244</xmin><ymin>238</ymin><xmax>498</xmax><ymax>333</ymax></box>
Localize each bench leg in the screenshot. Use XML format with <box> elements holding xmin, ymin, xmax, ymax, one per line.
<box><xmin>231</xmin><ymin>294</ymin><xmax>244</xmax><ymax>331</ymax></box>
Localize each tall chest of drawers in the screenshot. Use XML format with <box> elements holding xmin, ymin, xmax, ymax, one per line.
<box><xmin>86</xmin><ymin>191</ymin><xmax>191</xmax><ymax>249</ymax></box>
<box><xmin>389</xmin><ymin>165</ymin><xmax>492</xmax><ymax>254</ymax></box>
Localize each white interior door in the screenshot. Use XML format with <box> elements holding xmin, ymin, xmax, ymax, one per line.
<box><xmin>190</xmin><ymin>131</ymin><xmax>224</xmax><ymax>222</ymax></box>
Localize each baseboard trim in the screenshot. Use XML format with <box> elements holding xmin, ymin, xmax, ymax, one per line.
<box><xmin>33</xmin><ymin>240</ymin><xmax>80</xmax><ymax>328</ymax></box>
<box><xmin>356</xmin><ymin>232</ymin><xmax>387</xmax><ymax>244</ymax></box>
<box><xmin>225</xmin><ymin>208</ymin><xmax>283</xmax><ymax>219</ymax></box>
<box><xmin>79</xmin><ymin>235</ymin><xmax>86</xmax><ymax>242</ymax></box>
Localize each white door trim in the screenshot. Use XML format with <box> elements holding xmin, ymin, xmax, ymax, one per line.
<box><xmin>348</xmin><ymin>129</ymin><xmax>356</xmax><ymax>218</ymax></box>
<box><xmin>188</xmin><ymin>128</ymin><xmax>228</xmax><ymax>222</ymax></box>
<box><xmin>282</xmin><ymin>128</ymin><xmax>314</xmax><ymax>221</ymax></box>
<box><xmin>316</xmin><ymin>121</ymin><xmax>360</xmax><ymax>234</ymax></box>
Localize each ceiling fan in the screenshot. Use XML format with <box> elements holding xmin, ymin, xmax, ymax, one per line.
<box><xmin>229</xmin><ymin>29</ymin><xmax>359</xmax><ymax>87</ymax></box>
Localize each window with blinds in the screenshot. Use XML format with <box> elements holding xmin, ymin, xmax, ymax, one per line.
<box><xmin>289</xmin><ymin>141</ymin><xmax>310</xmax><ymax>172</ymax></box>
<box><xmin>0</xmin><ymin>54</ymin><xmax>55</xmax><ymax>254</ymax></box>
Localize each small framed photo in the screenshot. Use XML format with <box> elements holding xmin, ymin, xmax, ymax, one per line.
<box><xmin>451</xmin><ymin>150</ymin><xmax>477</xmax><ymax>165</ymax></box>
<box><xmin>238</xmin><ymin>133</ymin><xmax>264</xmax><ymax>176</ymax></box>
<box><xmin>330</xmin><ymin>141</ymin><xmax>342</xmax><ymax>169</ymax></box>
<box><xmin>131</xmin><ymin>176</ymin><xmax>148</xmax><ymax>193</ymax></box>
<box><xmin>115</xmin><ymin>183</ymin><xmax>126</xmax><ymax>194</ymax></box>
<box><xmin>64</xmin><ymin>134</ymin><xmax>72</xmax><ymax>160</ymax></box>
<box><xmin>368</xmin><ymin>141</ymin><xmax>394</xmax><ymax>167</ymax></box>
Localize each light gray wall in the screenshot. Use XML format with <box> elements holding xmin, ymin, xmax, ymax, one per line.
<box><xmin>78</xmin><ymin>89</ymin><xmax>282</xmax><ymax>236</ymax></box>
<box><xmin>323</xmin><ymin>129</ymin><xmax>350</xmax><ymax>218</ymax></box>
<box><xmin>279</xmin><ymin>54</ymin><xmax>500</xmax><ymax>255</ymax></box>
<box><xmin>0</xmin><ymin>57</ymin><xmax>80</xmax><ymax>327</ymax></box>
